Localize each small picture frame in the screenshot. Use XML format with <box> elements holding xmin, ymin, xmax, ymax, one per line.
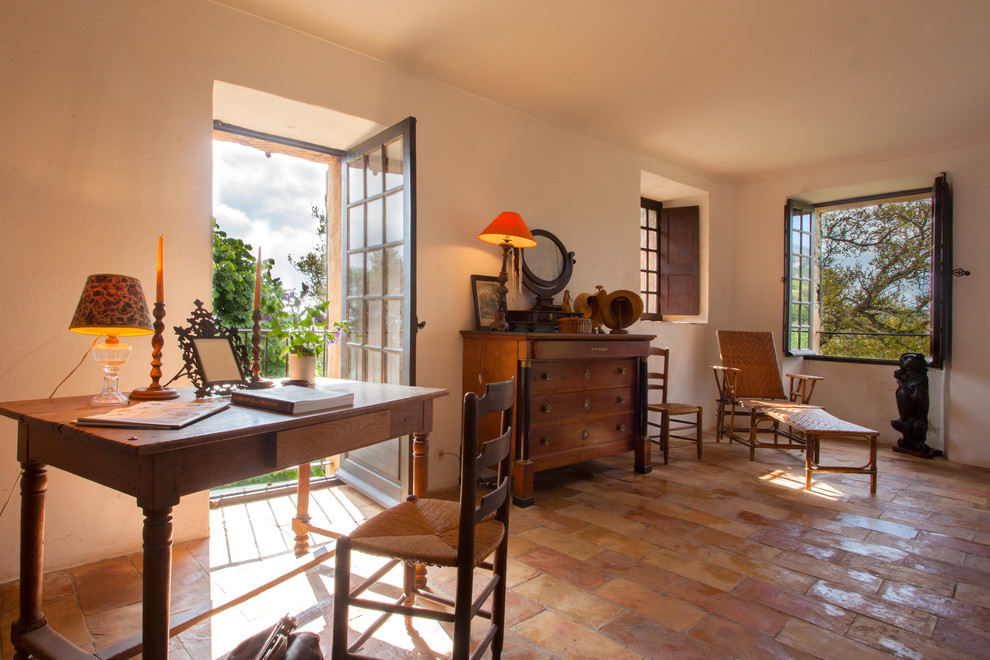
<box><xmin>471</xmin><ymin>274</ymin><xmax>500</xmax><ymax>330</ymax></box>
<box><xmin>191</xmin><ymin>337</ymin><xmax>247</xmax><ymax>386</ymax></box>
<box><xmin>175</xmin><ymin>300</ymin><xmax>251</xmax><ymax>397</ymax></box>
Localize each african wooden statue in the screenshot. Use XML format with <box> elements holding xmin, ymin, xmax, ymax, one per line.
<box><xmin>891</xmin><ymin>352</ymin><xmax>940</xmax><ymax>458</ymax></box>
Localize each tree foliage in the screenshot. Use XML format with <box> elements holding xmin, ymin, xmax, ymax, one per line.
<box><xmin>211</xmin><ymin>219</ymin><xmax>283</xmax><ymax>328</ymax></box>
<box><xmin>818</xmin><ymin>199</ymin><xmax>931</xmax><ymax>360</ymax></box>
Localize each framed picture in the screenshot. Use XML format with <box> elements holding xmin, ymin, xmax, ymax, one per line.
<box><xmin>191</xmin><ymin>337</ymin><xmax>247</xmax><ymax>385</ymax></box>
<box><xmin>471</xmin><ymin>274</ymin><xmax>500</xmax><ymax>330</ymax></box>
<box><xmin>174</xmin><ymin>300</ymin><xmax>251</xmax><ymax>397</ymax></box>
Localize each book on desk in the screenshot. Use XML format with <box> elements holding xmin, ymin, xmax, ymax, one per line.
<box><xmin>75</xmin><ymin>400</ymin><xmax>231</xmax><ymax>429</ymax></box>
<box><xmin>231</xmin><ymin>384</ymin><xmax>354</xmax><ymax>414</ymax></box>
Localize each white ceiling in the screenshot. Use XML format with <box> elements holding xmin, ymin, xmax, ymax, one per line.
<box><xmin>214</xmin><ymin>0</ymin><xmax>990</xmax><ymax>182</ymax></box>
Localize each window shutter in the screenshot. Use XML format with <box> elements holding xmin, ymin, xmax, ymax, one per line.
<box><xmin>660</xmin><ymin>206</ymin><xmax>700</xmax><ymax>316</ymax></box>
<box><xmin>930</xmin><ymin>173</ymin><xmax>952</xmax><ymax>368</ymax></box>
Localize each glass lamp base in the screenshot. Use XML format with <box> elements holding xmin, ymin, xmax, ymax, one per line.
<box><xmin>92</xmin><ymin>388</ymin><xmax>130</xmax><ymax>406</ymax></box>
<box><xmin>91</xmin><ymin>338</ymin><xmax>131</xmax><ymax>406</ymax></box>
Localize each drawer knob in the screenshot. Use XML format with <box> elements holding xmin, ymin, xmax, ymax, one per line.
<box><xmin>619</xmin><ymin>366</ymin><xmax>628</xmax><ymax>375</ymax></box>
<box><xmin>618</xmin><ymin>395</ymin><xmax>628</xmax><ymax>404</ymax></box>
<box><xmin>540</xmin><ymin>437</ymin><xmax>551</xmax><ymax>446</ymax></box>
<box><xmin>584</xmin><ymin>369</ymin><xmax>591</xmax><ymax>380</ymax></box>
<box><xmin>583</xmin><ymin>399</ymin><xmax>591</xmax><ymax>410</ymax></box>
<box><xmin>542</xmin><ymin>372</ymin><xmax>553</xmax><ymax>381</ymax></box>
<box><xmin>542</xmin><ymin>403</ymin><xmax>552</xmax><ymax>414</ymax></box>
<box><xmin>617</xmin><ymin>423</ymin><xmax>626</xmax><ymax>432</ymax></box>
<box><xmin>582</xmin><ymin>430</ymin><xmax>590</xmax><ymax>440</ymax></box>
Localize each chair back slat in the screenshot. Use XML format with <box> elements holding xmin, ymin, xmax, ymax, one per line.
<box><xmin>475</xmin><ymin>474</ymin><xmax>509</xmax><ymax>523</ymax></box>
<box><xmin>716</xmin><ymin>331</ymin><xmax>786</xmax><ymax>399</ymax></box>
<box><xmin>477</xmin><ymin>428</ymin><xmax>511</xmax><ymax>473</ymax></box>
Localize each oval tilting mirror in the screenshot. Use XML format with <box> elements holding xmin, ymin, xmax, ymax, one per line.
<box><xmin>522</xmin><ymin>229</ymin><xmax>575</xmax><ymax>308</ymax></box>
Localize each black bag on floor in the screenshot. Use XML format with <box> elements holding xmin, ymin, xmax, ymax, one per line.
<box><xmin>226</xmin><ymin>615</ymin><xmax>323</xmax><ymax>660</ymax></box>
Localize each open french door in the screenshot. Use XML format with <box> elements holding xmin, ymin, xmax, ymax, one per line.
<box><xmin>334</xmin><ymin>117</ymin><xmax>417</xmax><ymax>506</ymax></box>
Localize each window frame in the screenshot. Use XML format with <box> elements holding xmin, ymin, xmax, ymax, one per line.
<box><xmin>784</xmin><ymin>176</ymin><xmax>951</xmax><ymax>367</ymax></box>
<box><xmin>640</xmin><ymin>197</ymin><xmax>662</xmax><ymax>320</ymax></box>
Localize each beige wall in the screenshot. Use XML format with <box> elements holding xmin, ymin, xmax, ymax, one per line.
<box><xmin>1</xmin><ymin>0</ymin><xmax>987</xmax><ymax>581</ymax></box>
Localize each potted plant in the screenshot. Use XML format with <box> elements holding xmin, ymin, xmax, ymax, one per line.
<box><xmin>266</xmin><ymin>292</ymin><xmax>350</xmax><ymax>385</ymax></box>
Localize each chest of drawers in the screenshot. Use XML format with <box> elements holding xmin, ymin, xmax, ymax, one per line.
<box><xmin>461</xmin><ymin>331</ymin><xmax>654</xmax><ymax>506</ymax></box>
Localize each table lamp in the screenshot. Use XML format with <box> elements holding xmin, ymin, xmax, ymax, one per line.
<box><xmin>69</xmin><ymin>274</ymin><xmax>154</xmax><ymax>405</ymax></box>
<box><xmin>478</xmin><ymin>211</ymin><xmax>537</xmax><ymax>331</ymax></box>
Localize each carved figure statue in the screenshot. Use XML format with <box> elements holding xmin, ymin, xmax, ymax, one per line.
<box><xmin>891</xmin><ymin>352</ymin><xmax>937</xmax><ymax>457</ymax></box>
<box><xmin>561</xmin><ymin>290</ymin><xmax>572</xmax><ymax>313</ymax></box>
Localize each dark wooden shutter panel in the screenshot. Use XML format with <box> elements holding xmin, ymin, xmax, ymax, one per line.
<box><xmin>660</xmin><ymin>206</ymin><xmax>700</xmax><ymax>316</ymax></box>
<box><xmin>930</xmin><ymin>172</ymin><xmax>952</xmax><ymax>368</ymax></box>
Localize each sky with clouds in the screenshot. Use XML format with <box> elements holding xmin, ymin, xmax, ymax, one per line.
<box><xmin>212</xmin><ymin>140</ymin><xmax>328</xmax><ymax>293</ymax></box>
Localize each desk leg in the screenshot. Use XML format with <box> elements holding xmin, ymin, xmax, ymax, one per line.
<box><xmin>142</xmin><ymin>507</ymin><xmax>173</xmax><ymax>660</ymax></box>
<box><xmin>412</xmin><ymin>432</ymin><xmax>429</xmax><ymax>589</ymax></box>
<box><xmin>12</xmin><ymin>462</ymin><xmax>47</xmax><ymax>659</ymax></box>
<box><xmin>293</xmin><ymin>463</ymin><xmax>312</xmax><ymax>556</ymax></box>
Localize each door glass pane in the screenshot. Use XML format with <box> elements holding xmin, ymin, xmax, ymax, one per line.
<box><xmin>348</xmin><ymin>205</ymin><xmax>365</xmax><ymax>250</ymax></box>
<box><xmin>367</xmin><ymin>197</ymin><xmax>383</xmax><ymax>247</ymax></box>
<box><xmin>367</xmin><ymin>350</ymin><xmax>382</xmax><ymax>383</ymax></box>
<box><xmin>366</xmin><ymin>249</ymin><xmax>383</xmax><ymax>296</ymax></box>
<box><xmin>384</xmin><ymin>137</ymin><xmax>403</xmax><ymax>189</ymax></box>
<box><xmin>347</xmin><ymin>156</ymin><xmax>364</xmax><ymax>203</ymax></box>
<box><xmin>386</xmin><ymin>351</ymin><xmax>402</xmax><ymax>384</ymax></box>
<box><xmin>347</xmin><ymin>347</ymin><xmax>362</xmax><ymax>380</ymax></box>
<box><xmin>347</xmin><ymin>299</ymin><xmax>363</xmax><ymax>337</ymax></box>
<box><xmin>385</xmin><ymin>246</ymin><xmax>403</xmax><ymax>296</ymax></box>
<box><xmin>385</xmin><ymin>191</ymin><xmax>404</xmax><ymax>242</ymax></box>
<box><xmin>386</xmin><ymin>299</ymin><xmax>402</xmax><ymax>349</ymax></box>
<box><xmin>366</xmin><ymin>300</ymin><xmax>383</xmax><ymax>347</ymax></box>
<box><xmin>367</xmin><ymin>148</ymin><xmax>384</xmax><ymax>197</ymax></box>
<box><xmin>348</xmin><ymin>254</ymin><xmax>364</xmax><ymax>296</ymax></box>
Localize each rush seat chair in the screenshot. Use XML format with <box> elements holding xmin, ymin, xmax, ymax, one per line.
<box><xmin>332</xmin><ymin>379</ymin><xmax>515</xmax><ymax>660</ymax></box>
<box><xmin>646</xmin><ymin>347</ymin><xmax>703</xmax><ymax>464</ymax></box>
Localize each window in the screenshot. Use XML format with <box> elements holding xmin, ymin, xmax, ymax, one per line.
<box><xmin>785</xmin><ymin>174</ymin><xmax>952</xmax><ymax>365</ymax></box>
<box><xmin>641</xmin><ymin>198</ymin><xmax>700</xmax><ymax>319</ymax></box>
<box><xmin>640</xmin><ymin>198</ymin><xmax>662</xmax><ymax>318</ymax></box>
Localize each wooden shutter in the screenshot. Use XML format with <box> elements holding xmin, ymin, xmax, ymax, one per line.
<box><xmin>930</xmin><ymin>172</ymin><xmax>952</xmax><ymax>368</ymax></box>
<box><xmin>660</xmin><ymin>206</ymin><xmax>700</xmax><ymax>316</ymax></box>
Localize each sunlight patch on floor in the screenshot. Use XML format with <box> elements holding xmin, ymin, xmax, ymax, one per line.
<box><xmin>758</xmin><ymin>469</ymin><xmax>845</xmax><ymax>499</ymax></box>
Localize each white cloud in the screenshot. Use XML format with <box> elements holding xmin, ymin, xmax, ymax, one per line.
<box><xmin>212</xmin><ymin>141</ymin><xmax>329</xmax><ymax>294</ymax></box>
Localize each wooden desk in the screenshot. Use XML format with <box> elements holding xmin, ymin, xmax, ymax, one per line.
<box><xmin>1</xmin><ymin>382</ymin><xmax>447</xmax><ymax>660</ymax></box>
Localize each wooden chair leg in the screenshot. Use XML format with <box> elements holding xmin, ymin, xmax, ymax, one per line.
<box><xmin>696</xmin><ymin>408</ymin><xmax>703</xmax><ymax>459</ymax></box>
<box><xmin>332</xmin><ymin>537</ymin><xmax>351</xmax><ymax>659</ymax></box>
<box><xmin>662</xmin><ymin>410</ymin><xmax>670</xmax><ymax>465</ymax></box>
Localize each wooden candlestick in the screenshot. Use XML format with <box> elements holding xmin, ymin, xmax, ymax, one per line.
<box><xmin>130</xmin><ymin>302</ymin><xmax>180</xmax><ymax>400</ymax></box>
<box><xmin>246</xmin><ymin>308</ymin><xmax>274</xmax><ymax>389</ymax></box>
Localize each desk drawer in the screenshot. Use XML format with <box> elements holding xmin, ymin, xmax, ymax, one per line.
<box><xmin>530</xmin><ymin>387</ymin><xmax>635</xmax><ymax>424</ymax></box>
<box><xmin>530</xmin><ymin>358</ymin><xmax>635</xmax><ymax>394</ymax></box>
<box><xmin>529</xmin><ymin>411</ymin><xmax>636</xmax><ymax>457</ymax></box>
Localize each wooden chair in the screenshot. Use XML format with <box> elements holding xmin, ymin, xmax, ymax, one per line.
<box><xmin>712</xmin><ymin>330</ymin><xmax>823</xmax><ymax>458</ymax></box>
<box><xmin>332</xmin><ymin>379</ymin><xmax>515</xmax><ymax>660</ymax></box>
<box><xmin>646</xmin><ymin>347</ymin><xmax>703</xmax><ymax>465</ymax></box>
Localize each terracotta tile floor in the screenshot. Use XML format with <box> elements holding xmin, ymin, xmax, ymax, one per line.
<box><xmin>3</xmin><ymin>436</ymin><xmax>990</xmax><ymax>658</ymax></box>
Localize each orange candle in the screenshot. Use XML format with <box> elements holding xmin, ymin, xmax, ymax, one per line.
<box><xmin>254</xmin><ymin>247</ymin><xmax>262</xmax><ymax>310</ymax></box>
<box><xmin>156</xmin><ymin>235</ymin><xmax>164</xmax><ymax>304</ymax></box>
